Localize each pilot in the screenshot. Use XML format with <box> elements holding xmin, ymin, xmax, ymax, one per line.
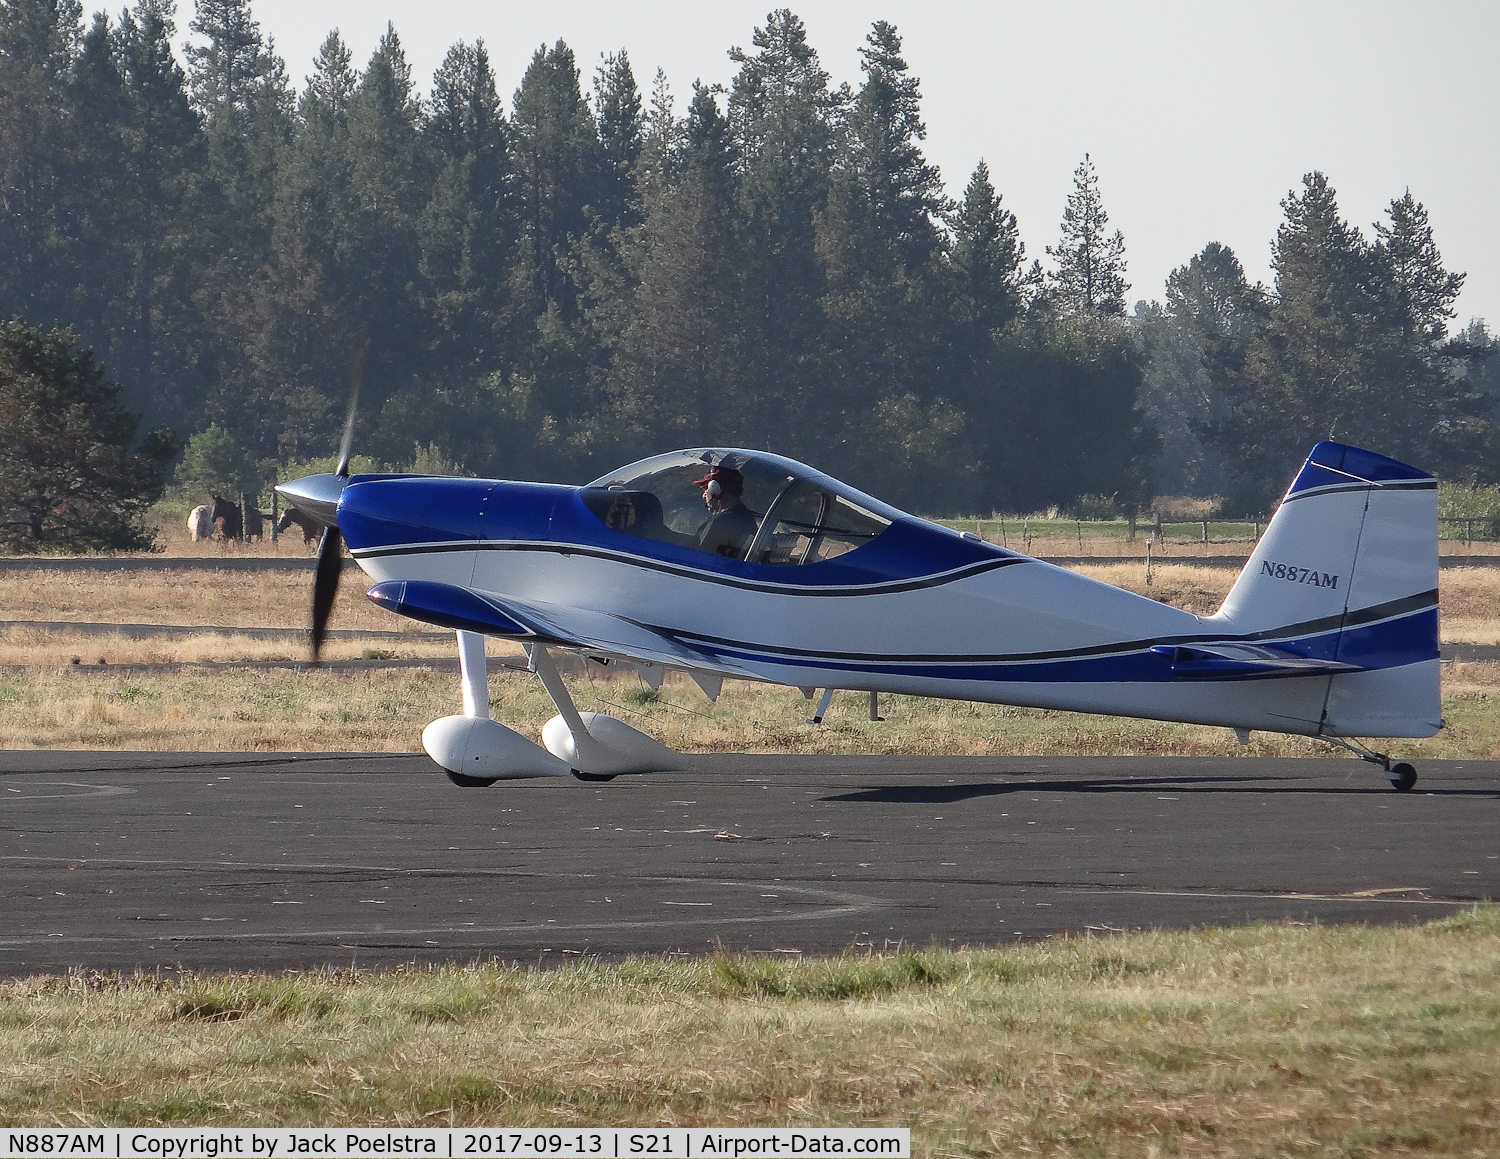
<box><xmin>692</xmin><ymin>465</ymin><xmax>759</xmax><ymax>558</ymax></box>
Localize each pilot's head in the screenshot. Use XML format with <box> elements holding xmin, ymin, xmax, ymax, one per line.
<box><xmin>692</xmin><ymin>465</ymin><xmax>744</xmax><ymax>513</ymax></box>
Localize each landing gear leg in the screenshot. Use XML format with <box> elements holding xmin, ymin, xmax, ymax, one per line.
<box><xmin>530</xmin><ymin>645</ymin><xmax>616</xmax><ymax>780</ymax></box>
<box><xmin>446</xmin><ymin>630</ymin><xmax>499</xmax><ymax>787</ymax></box>
<box><xmin>1324</xmin><ymin>736</ymin><xmax>1418</xmax><ymax>792</ymax></box>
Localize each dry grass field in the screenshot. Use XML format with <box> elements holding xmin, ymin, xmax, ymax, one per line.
<box><xmin>0</xmin><ymin>562</ymin><xmax>392</xmax><ymax>631</ymax></box>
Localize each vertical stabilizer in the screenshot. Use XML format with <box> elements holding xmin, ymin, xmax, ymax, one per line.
<box><xmin>1209</xmin><ymin>442</ymin><xmax>1440</xmax><ymax>738</ymax></box>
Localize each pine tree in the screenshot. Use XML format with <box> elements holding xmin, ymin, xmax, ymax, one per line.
<box><xmin>1208</xmin><ymin>173</ymin><xmax>1491</xmax><ymax>505</ymax></box>
<box><xmin>1047</xmin><ymin>154</ymin><xmax>1128</xmax><ymax>316</ymax></box>
<box><xmin>638</xmin><ymin>67</ymin><xmax>678</xmax><ymax>179</ymax></box>
<box><xmin>0</xmin><ymin>0</ymin><xmax>84</xmax><ymax>329</ymax></box>
<box><xmin>505</xmin><ymin>40</ymin><xmax>604</xmax><ymax>467</ymax></box>
<box><xmin>60</xmin><ymin>13</ymin><xmax>131</xmax><ymax>353</ymax></box>
<box><xmin>421</xmin><ymin>38</ymin><xmax>509</xmax><ymax>311</ymax></box>
<box><xmin>508</xmin><ymin>40</ymin><xmax>600</xmax><ymax>317</ymax></box>
<box><xmin>1134</xmin><ymin>243</ymin><xmax>1263</xmax><ymax>497</ymax></box>
<box><xmin>304</xmin><ymin>29</ymin><xmax>355</xmax><ymax>123</ymax></box>
<box><xmin>725</xmin><ymin>9</ymin><xmax>838</xmax><ymax>454</ymax></box>
<box><xmin>184</xmin><ymin>0</ymin><xmax>289</xmax><ymax>445</ymax></box>
<box><xmin>427</xmin><ymin>39</ymin><xmax>504</xmax><ymax>168</ymax></box>
<box><xmin>172</xmin><ymin>421</ymin><xmax>260</xmax><ymax>502</ymax></box>
<box><xmin>0</xmin><ymin>319</ymin><xmax>176</xmax><ymax>551</ymax></box>
<box><xmin>184</xmin><ymin>0</ymin><xmax>286</xmax><ymax>223</ymax></box>
<box><xmin>347</xmin><ymin>23</ymin><xmax>423</xmax><ymax>365</ymax></box>
<box><xmin>1208</xmin><ymin>173</ymin><xmax>1375</xmax><ymax>503</ymax></box>
<box><xmin>239</xmin><ymin>29</ymin><xmax>357</xmax><ymax>460</ymax></box>
<box><xmin>941</xmin><ymin>160</ymin><xmax>1038</xmax><ymax>508</ymax></box>
<box><xmin>113</xmin><ymin>0</ymin><xmax>206</xmax><ymax>426</ymax></box>
<box><xmin>1453</xmin><ymin>319</ymin><xmax>1500</xmax><ymax>433</ymax></box>
<box><xmin>1367</xmin><ymin>190</ymin><xmax>1488</xmax><ymax>474</ymax></box>
<box><xmin>1164</xmin><ymin>242</ymin><xmax>1263</xmax><ymax>353</ymax></box>
<box><xmin>989</xmin><ymin>315</ymin><xmax>1153</xmax><ymax>513</ymax></box>
<box><xmin>399</xmin><ymin>38</ymin><xmax>515</xmax><ymax>470</ymax></box>
<box><xmin>1374</xmin><ymin>190</ymin><xmax>1465</xmax><ymax>347</ymax></box>
<box><xmin>186</xmin><ymin>0</ymin><xmax>264</xmax><ymax>126</ymax></box>
<box><xmin>815</xmin><ymin>21</ymin><xmax>959</xmax><ymax>505</ymax></box>
<box><xmin>838</xmin><ymin>21</ymin><xmax>945</xmax><ymax>271</ymax></box>
<box><xmin>603</xmin><ymin>83</ymin><xmax>743</xmax><ymax>451</ymax></box>
<box><xmin>592</xmin><ymin>49</ymin><xmax>642</xmax><ymax>229</ymax></box>
<box><xmin>946</xmin><ymin>161</ymin><xmax>1030</xmax><ymax>336</ymax></box>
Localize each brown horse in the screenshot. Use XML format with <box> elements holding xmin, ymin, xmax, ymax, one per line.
<box><xmin>210</xmin><ymin>496</ymin><xmax>265</xmax><ymax>540</ymax></box>
<box><xmin>276</xmin><ymin>508</ymin><xmax>322</xmax><ymax>545</ymax></box>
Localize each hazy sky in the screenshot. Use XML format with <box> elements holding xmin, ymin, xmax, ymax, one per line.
<box><xmin>181</xmin><ymin>0</ymin><xmax>1499</xmax><ymax>328</ymax></box>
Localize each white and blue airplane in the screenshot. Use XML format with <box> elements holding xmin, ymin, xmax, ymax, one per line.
<box><xmin>277</xmin><ymin>439</ymin><xmax>1441</xmax><ymax>792</ymax></box>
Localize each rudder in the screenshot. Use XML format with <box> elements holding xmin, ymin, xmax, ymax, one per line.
<box><xmin>1210</xmin><ymin>442</ymin><xmax>1440</xmax><ymax>738</ymax></box>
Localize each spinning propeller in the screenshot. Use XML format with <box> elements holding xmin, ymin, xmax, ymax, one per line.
<box><xmin>274</xmin><ymin>339</ymin><xmax>367</xmax><ymax>662</ymax></box>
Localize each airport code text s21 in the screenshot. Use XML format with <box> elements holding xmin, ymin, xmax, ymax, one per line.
<box><xmin>2</xmin><ymin>1131</ymin><xmax>910</xmax><ymax>1159</ymax></box>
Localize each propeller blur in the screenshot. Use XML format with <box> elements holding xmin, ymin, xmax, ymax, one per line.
<box><xmin>276</xmin><ymin>441</ymin><xmax>1440</xmax><ymax>792</ymax></box>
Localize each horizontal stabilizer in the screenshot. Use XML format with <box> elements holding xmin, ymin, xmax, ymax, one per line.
<box><xmin>1149</xmin><ymin>642</ymin><xmax>1363</xmax><ymax>681</ymax></box>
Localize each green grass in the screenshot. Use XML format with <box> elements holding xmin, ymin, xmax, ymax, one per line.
<box><xmin>2</xmin><ymin>911</ymin><xmax>1498</xmax><ymax>1152</ymax></box>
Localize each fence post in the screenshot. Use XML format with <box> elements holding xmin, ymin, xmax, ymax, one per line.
<box><xmin>1201</xmin><ymin>520</ymin><xmax>1209</xmax><ymax>543</ymax></box>
<box><xmin>270</xmin><ymin>490</ymin><xmax>278</xmax><ymax>543</ymax></box>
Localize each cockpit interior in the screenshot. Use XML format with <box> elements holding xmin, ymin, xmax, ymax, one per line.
<box><xmin>581</xmin><ymin>450</ymin><xmax>891</xmax><ymax>565</ymax></box>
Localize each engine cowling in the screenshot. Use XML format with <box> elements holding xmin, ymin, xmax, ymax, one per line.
<box><xmin>422</xmin><ymin>715</ymin><xmax>571</xmax><ymax>779</ymax></box>
<box><xmin>541</xmin><ymin>711</ymin><xmax>691</xmax><ymax>775</ymax></box>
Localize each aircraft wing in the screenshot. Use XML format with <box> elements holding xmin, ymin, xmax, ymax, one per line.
<box><xmin>1149</xmin><ymin>642</ymin><xmax>1363</xmax><ymax>680</ymax></box>
<box><xmin>365</xmin><ymin>579</ymin><xmax>760</xmax><ymax>679</ymax></box>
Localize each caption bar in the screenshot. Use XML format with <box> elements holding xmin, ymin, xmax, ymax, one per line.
<box><xmin>2</xmin><ymin>1130</ymin><xmax>909</xmax><ymax>1159</ymax></box>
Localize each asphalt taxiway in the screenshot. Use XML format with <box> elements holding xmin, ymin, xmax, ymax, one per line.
<box><xmin>2</xmin><ymin>751</ymin><xmax>1496</xmax><ymax>976</ymax></box>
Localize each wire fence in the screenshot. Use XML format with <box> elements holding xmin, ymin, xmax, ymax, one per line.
<box><xmin>941</xmin><ymin>516</ymin><xmax>1500</xmax><ymax>550</ymax></box>
<box><xmin>941</xmin><ymin>516</ymin><xmax>1261</xmax><ymax>552</ymax></box>
<box><xmin>1439</xmin><ymin>518</ymin><xmax>1500</xmax><ymax>542</ymax></box>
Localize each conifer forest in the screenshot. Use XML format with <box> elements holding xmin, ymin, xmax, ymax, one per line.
<box><xmin>2</xmin><ymin>0</ymin><xmax>1495</xmax><ymax>535</ymax></box>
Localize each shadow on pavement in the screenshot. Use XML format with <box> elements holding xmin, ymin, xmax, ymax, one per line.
<box><xmin>824</xmin><ymin>774</ymin><xmax>1500</xmax><ymax>804</ymax></box>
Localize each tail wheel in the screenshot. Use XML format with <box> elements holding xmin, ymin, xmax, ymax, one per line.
<box><xmin>1387</xmin><ymin>762</ymin><xmax>1417</xmax><ymax>792</ymax></box>
<box><xmin>447</xmin><ymin>770</ymin><xmax>499</xmax><ymax>788</ymax></box>
<box><xmin>571</xmin><ymin>769</ymin><xmax>618</xmax><ymax>782</ymax></box>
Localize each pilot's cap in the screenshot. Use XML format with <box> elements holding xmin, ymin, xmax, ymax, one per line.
<box><xmin>691</xmin><ymin>465</ymin><xmax>744</xmax><ymax>493</ymax></box>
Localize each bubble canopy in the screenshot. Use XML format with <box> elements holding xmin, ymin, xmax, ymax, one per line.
<box><xmin>582</xmin><ymin>449</ymin><xmax>895</xmax><ymax>566</ymax></box>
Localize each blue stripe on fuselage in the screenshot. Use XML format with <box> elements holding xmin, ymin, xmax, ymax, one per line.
<box><xmin>337</xmin><ymin>475</ymin><xmax>1017</xmax><ymax>589</ymax></box>
<box><xmin>661</xmin><ymin>606</ymin><xmax>1438</xmax><ymax>684</ymax></box>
